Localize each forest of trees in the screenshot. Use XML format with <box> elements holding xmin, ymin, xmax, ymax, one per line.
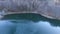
<box><xmin>0</xmin><ymin>0</ymin><xmax>60</xmax><ymax>20</ymax></box>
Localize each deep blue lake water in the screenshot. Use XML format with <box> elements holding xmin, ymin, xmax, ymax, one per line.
<box><xmin>0</xmin><ymin>13</ymin><xmax>60</xmax><ymax>34</ymax></box>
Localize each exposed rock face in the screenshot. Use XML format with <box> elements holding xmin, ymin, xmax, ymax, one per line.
<box><xmin>0</xmin><ymin>0</ymin><xmax>60</xmax><ymax>20</ymax></box>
